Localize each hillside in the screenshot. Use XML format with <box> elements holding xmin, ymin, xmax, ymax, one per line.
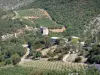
<box><xmin>0</xmin><ymin>8</ymin><xmax>63</xmax><ymax>67</ymax></box>
<box><xmin>0</xmin><ymin>0</ymin><xmax>100</xmax><ymax>37</ymax></box>
<box><xmin>21</xmin><ymin>0</ymin><xmax>100</xmax><ymax>37</ymax></box>
<box><xmin>0</xmin><ymin>0</ymin><xmax>100</xmax><ymax>74</ymax></box>
<box><xmin>0</xmin><ymin>8</ymin><xmax>62</xmax><ymax>37</ymax></box>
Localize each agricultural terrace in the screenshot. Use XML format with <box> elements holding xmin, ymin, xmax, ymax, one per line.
<box><xmin>16</xmin><ymin>8</ymin><xmax>50</xmax><ymax>18</ymax></box>
<box><xmin>20</xmin><ymin>60</ymin><xmax>87</xmax><ymax>71</ymax></box>
<box><xmin>15</xmin><ymin>8</ymin><xmax>62</xmax><ymax>28</ymax></box>
<box><xmin>0</xmin><ymin>65</ymin><xmax>99</xmax><ymax>75</ymax></box>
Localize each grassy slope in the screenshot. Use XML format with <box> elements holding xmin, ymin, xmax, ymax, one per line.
<box><xmin>16</xmin><ymin>8</ymin><xmax>62</xmax><ymax>28</ymax></box>
<box><xmin>17</xmin><ymin>8</ymin><xmax>46</xmax><ymax>17</ymax></box>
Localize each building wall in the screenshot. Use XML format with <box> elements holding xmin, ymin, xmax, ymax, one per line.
<box><xmin>43</xmin><ymin>27</ymin><xmax>49</xmax><ymax>35</ymax></box>
<box><xmin>49</xmin><ymin>26</ymin><xmax>66</xmax><ymax>33</ymax></box>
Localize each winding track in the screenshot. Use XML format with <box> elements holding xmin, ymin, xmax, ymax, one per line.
<box><xmin>62</xmin><ymin>51</ymin><xmax>70</xmax><ymax>62</ymax></box>
<box><xmin>19</xmin><ymin>44</ymin><xmax>32</xmax><ymax>65</ymax></box>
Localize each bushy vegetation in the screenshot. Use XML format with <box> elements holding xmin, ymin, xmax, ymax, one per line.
<box><xmin>11</xmin><ymin>54</ymin><xmax>21</xmax><ymax>65</ymax></box>
<box><xmin>0</xmin><ymin>26</ymin><xmax>53</xmax><ymax>66</ymax></box>
<box><xmin>54</xmin><ymin>43</ymin><xmax>71</xmax><ymax>55</ymax></box>
<box><xmin>0</xmin><ymin>9</ymin><xmax>24</xmax><ymax>36</ymax></box>
<box><xmin>0</xmin><ymin>37</ymin><xmax>25</xmax><ymax>66</ymax></box>
<box><xmin>87</xmin><ymin>44</ymin><xmax>100</xmax><ymax>64</ymax></box>
<box><xmin>74</xmin><ymin>57</ymin><xmax>82</xmax><ymax>63</ymax></box>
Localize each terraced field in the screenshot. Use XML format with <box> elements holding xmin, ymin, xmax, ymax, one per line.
<box><xmin>20</xmin><ymin>60</ymin><xmax>87</xmax><ymax>71</ymax></box>
<box><xmin>17</xmin><ymin>8</ymin><xmax>51</xmax><ymax>19</ymax></box>
<box><xmin>14</xmin><ymin>8</ymin><xmax>62</xmax><ymax>28</ymax></box>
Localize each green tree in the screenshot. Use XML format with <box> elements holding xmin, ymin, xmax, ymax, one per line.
<box><xmin>0</xmin><ymin>55</ymin><xmax>4</xmax><ymax>62</ymax></box>
<box><xmin>35</xmin><ymin>51</ymin><xmax>42</xmax><ymax>58</ymax></box>
<box><xmin>11</xmin><ymin>54</ymin><xmax>21</xmax><ymax>65</ymax></box>
<box><xmin>74</xmin><ymin>57</ymin><xmax>82</xmax><ymax>63</ymax></box>
<box><xmin>5</xmin><ymin>58</ymin><xmax>12</xmax><ymax>65</ymax></box>
<box><xmin>87</xmin><ymin>44</ymin><xmax>100</xmax><ymax>64</ymax></box>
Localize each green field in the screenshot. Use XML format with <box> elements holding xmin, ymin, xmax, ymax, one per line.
<box><xmin>33</xmin><ymin>18</ymin><xmax>62</xmax><ymax>28</ymax></box>
<box><xmin>16</xmin><ymin>9</ymin><xmax>47</xmax><ymax>18</ymax></box>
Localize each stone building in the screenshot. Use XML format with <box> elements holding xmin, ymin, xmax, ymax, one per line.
<box><xmin>40</xmin><ymin>26</ymin><xmax>49</xmax><ymax>35</ymax></box>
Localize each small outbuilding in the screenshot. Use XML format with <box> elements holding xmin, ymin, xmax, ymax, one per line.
<box><xmin>40</xmin><ymin>26</ymin><xmax>49</xmax><ymax>35</ymax></box>
<box><xmin>51</xmin><ymin>37</ymin><xmax>60</xmax><ymax>45</ymax></box>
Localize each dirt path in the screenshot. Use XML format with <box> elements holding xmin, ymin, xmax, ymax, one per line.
<box><xmin>62</xmin><ymin>52</ymin><xmax>70</xmax><ymax>62</ymax></box>
<box><xmin>12</xmin><ymin>11</ymin><xmax>20</xmax><ymax>19</ymax></box>
<box><xmin>66</xmin><ymin>54</ymin><xmax>77</xmax><ymax>62</ymax></box>
<box><xmin>19</xmin><ymin>44</ymin><xmax>32</xmax><ymax>65</ymax></box>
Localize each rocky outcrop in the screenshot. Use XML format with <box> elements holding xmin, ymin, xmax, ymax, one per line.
<box><xmin>84</xmin><ymin>15</ymin><xmax>100</xmax><ymax>42</ymax></box>
<box><xmin>0</xmin><ymin>0</ymin><xmax>34</xmax><ymax>10</ymax></box>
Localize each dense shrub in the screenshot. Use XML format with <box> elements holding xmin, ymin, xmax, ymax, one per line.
<box><xmin>74</xmin><ymin>57</ymin><xmax>82</xmax><ymax>63</ymax></box>
<box><xmin>35</xmin><ymin>52</ymin><xmax>42</xmax><ymax>58</ymax></box>
<box><xmin>5</xmin><ymin>58</ymin><xmax>12</xmax><ymax>65</ymax></box>
<box><xmin>11</xmin><ymin>54</ymin><xmax>21</xmax><ymax>65</ymax></box>
<box><xmin>87</xmin><ymin>55</ymin><xmax>100</xmax><ymax>64</ymax></box>
<box><xmin>0</xmin><ymin>55</ymin><xmax>4</xmax><ymax>62</ymax></box>
<box><xmin>87</xmin><ymin>44</ymin><xmax>100</xmax><ymax>64</ymax></box>
<box><xmin>57</xmin><ymin>55</ymin><xmax>63</xmax><ymax>60</ymax></box>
